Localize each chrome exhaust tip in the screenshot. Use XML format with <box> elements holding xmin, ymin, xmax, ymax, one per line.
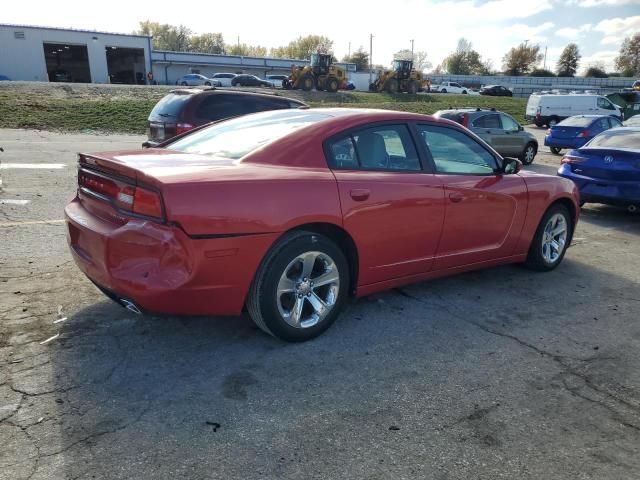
<box><xmin>120</xmin><ymin>299</ymin><xmax>142</xmax><ymax>315</ymax></box>
<box><xmin>628</xmin><ymin>204</ymin><xmax>638</xmax><ymax>213</ymax></box>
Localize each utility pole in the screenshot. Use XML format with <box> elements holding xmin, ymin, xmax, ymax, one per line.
<box><xmin>523</xmin><ymin>39</ymin><xmax>529</xmax><ymax>48</ymax></box>
<box><xmin>410</xmin><ymin>39</ymin><xmax>414</xmax><ymax>58</ymax></box>
<box><xmin>543</xmin><ymin>46</ymin><xmax>548</xmax><ymax>70</ymax></box>
<box><xmin>348</xmin><ymin>42</ymin><xmax>351</xmax><ymax>59</ymax></box>
<box><xmin>237</xmin><ymin>36</ymin><xmax>240</xmax><ymax>51</ymax></box>
<box><xmin>369</xmin><ymin>34</ymin><xmax>373</xmax><ymax>85</ymax></box>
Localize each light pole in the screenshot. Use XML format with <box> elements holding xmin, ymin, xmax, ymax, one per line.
<box><xmin>410</xmin><ymin>39</ymin><xmax>414</xmax><ymax>58</ymax></box>
<box><xmin>369</xmin><ymin>34</ymin><xmax>373</xmax><ymax>85</ymax></box>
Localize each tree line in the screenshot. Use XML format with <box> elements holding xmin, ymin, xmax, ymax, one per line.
<box><xmin>136</xmin><ymin>21</ymin><xmax>640</xmax><ymax>78</ymax></box>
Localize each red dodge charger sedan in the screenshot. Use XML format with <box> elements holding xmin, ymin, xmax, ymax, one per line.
<box><xmin>66</xmin><ymin>108</ymin><xmax>580</xmax><ymax>341</ymax></box>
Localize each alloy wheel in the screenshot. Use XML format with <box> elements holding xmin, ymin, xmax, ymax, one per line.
<box><xmin>276</xmin><ymin>251</ymin><xmax>340</xmax><ymax>328</ymax></box>
<box><xmin>541</xmin><ymin>213</ymin><xmax>567</xmax><ymax>264</ymax></box>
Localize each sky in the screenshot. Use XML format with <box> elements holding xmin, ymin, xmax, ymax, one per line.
<box><xmin>2</xmin><ymin>0</ymin><xmax>639</xmax><ymax>73</ymax></box>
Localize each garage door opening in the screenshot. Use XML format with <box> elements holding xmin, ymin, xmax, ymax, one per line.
<box><xmin>43</xmin><ymin>43</ymin><xmax>91</xmax><ymax>83</ymax></box>
<box><xmin>106</xmin><ymin>47</ymin><xmax>146</xmax><ymax>84</ymax></box>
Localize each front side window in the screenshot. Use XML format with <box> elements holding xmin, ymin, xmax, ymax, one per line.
<box><xmin>597</xmin><ymin>97</ymin><xmax>615</xmax><ymax>110</ymax></box>
<box><xmin>326</xmin><ymin>124</ymin><xmax>421</xmax><ymax>172</ymax></box>
<box><xmin>500</xmin><ymin>114</ymin><xmax>520</xmax><ymax>132</ymax></box>
<box><xmin>418</xmin><ymin>124</ymin><xmax>498</xmax><ymax>175</ymax></box>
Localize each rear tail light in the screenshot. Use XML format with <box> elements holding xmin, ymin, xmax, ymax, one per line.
<box><xmin>176</xmin><ymin>123</ymin><xmax>194</xmax><ymax>135</ymax></box>
<box><xmin>78</xmin><ymin>168</ymin><xmax>164</xmax><ymax>220</ymax></box>
<box><xmin>462</xmin><ymin>113</ymin><xmax>469</xmax><ymax>127</ymax></box>
<box><xmin>561</xmin><ymin>155</ymin><xmax>584</xmax><ymax>165</ymax></box>
<box><xmin>578</xmin><ymin>129</ymin><xmax>591</xmax><ymax>138</ymax></box>
<box><xmin>546</xmin><ymin>129</ymin><xmax>551</xmax><ymax>135</ymax></box>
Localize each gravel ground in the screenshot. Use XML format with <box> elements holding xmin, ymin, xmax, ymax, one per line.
<box><xmin>0</xmin><ymin>127</ymin><xmax>639</xmax><ymax>479</ymax></box>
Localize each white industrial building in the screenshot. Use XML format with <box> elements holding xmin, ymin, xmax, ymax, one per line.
<box><xmin>0</xmin><ymin>23</ymin><xmax>356</xmax><ymax>86</ymax></box>
<box><xmin>0</xmin><ymin>24</ymin><xmax>152</xmax><ymax>84</ymax></box>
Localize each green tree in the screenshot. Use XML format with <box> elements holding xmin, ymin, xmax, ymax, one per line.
<box><xmin>342</xmin><ymin>46</ymin><xmax>369</xmax><ymax>71</ymax></box>
<box><xmin>442</xmin><ymin>38</ymin><xmax>488</xmax><ymax>75</ymax></box>
<box><xmin>530</xmin><ymin>68</ymin><xmax>556</xmax><ymax>77</ymax></box>
<box><xmin>227</xmin><ymin>43</ymin><xmax>268</xmax><ymax>57</ymax></box>
<box><xmin>136</xmin><ymin>21</ymin><xmax>192</xmax><ymax>51</ymax></box>
<box><xmin>190</xmin><ymin>33</ymin><xmax>225</xmax><ymax>54</ymax></box>
<box><xmin>584</xmin><ymin>65</ymin><xmax>608</xmax><ymax>78</ymax></box>
<box><xmin>615</xmin><ymin>33</ymin><xmax>640</xmax><ymax>76</ymax></box>
<box><xmin>269</xmin><ymin>35</ymin><xmax>334</xmax><ymax>59</ymax></box>
<box><xmin>502</xmin><ymin>42</ymin><xmax>543</xmax><ymax>76</ymax></box>
<box><xmin>556</xmin><ymin>43</ymin><xmax>581</xmax><ymax>77</ymax></box>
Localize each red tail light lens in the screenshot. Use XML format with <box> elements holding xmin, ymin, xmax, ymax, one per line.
<box><xmin>133</xmin><ymin>187</ymin><xmax>163</xmax><ymax>218</ymax></box>
<box><xmin>546</xmin><ymin>129</ymin><xmax>551</xmax><ymax>135</ymax></box>
<box><xmin>462</xmin><ymin>113</ymin><xmax>469</xmax><ymax>127</ymax></box>
<box><xmin>561</xmin><ymin>155</ymin><xmax>584</xmax><ymax>165</ymax></box>
<box><xmin>578</xmin><ymin>129</ymin><xmax>591</xmax><ymax>138</ymax></box>
<box><xmin>176</xmin><ymin>123</ymin><xmax>194</xmax><ymax>135</ymax></box>
<box><xmin>78</xmin><ymin>169</ymin><xmax>163</xmax><ymax>221</ymax></box>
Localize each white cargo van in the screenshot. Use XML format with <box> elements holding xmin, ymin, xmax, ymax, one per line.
<box><xmin>525</xmin><ymin>94</ymin><xmax>623</xmax><ymax>127</ymax></box>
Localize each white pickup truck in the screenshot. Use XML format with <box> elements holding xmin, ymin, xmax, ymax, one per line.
<box><xmin>431</xmin><ymin>81</ymin><xmax>469</xmax><ymax>94</ymax></box>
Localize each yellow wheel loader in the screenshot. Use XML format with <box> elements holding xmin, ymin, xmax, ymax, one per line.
<box><xmin>282</xmin><ymin>53</ymin><xmax>347</xmax><ymax>93</ymax></box>
<box><xmin>369</xmin><ymin>59</ymin><xmax>425</xmax><ymax>94</ymax></box>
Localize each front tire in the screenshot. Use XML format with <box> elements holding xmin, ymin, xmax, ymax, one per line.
<box><xmin>301</xmin><ymin>75</ymin><xmax>314</xmax><ymax>91</ymax></box>
<box><xmin>326</xmin><ymin>77</ymin><xmax>339</xmax><ymax>93</ymax></box>
<box><xmin>247</xmin><ymin>231</ymin><xmax>349</xmax><ymax>342</ymax></box>
<box><xmin>524</xmin><ymin>204</ymin><xmax>572</xmax><ymax>271</ymax></box>
<box><xmin>550</xmin><ymin>147</ymin><xmax>562</xmax><ymax>155</ymax></box>
<box><xmin>520</xmin><ymin>142</ymin><xmax>537</xmax><ymax>165</ymax></box>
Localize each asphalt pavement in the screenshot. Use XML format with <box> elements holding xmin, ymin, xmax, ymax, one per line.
<box><xmin>1</xmin><ymin>127</ymin><xmax>639</xmax><ymax>479</ymax></box>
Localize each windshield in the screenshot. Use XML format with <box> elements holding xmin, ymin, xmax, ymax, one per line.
<box><xmin>167</xmin><ymin>110</ymin><xmax>328</xmax><ymax>160</ymax></box>
<box><xmin>585</xmin><ymin>129</ymin><xmax>640</xmax><ymax>150</ymax></box>
<box><xmin>558</xmin><ymin>117</ymin><xmax>594</xmax><ymax>127</ymax></box>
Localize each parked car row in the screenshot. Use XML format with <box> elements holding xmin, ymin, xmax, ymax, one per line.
<box><xmin>176</xmin><ymin>72</ymin><xmax>279</xmax><ymax>89</ymax></box>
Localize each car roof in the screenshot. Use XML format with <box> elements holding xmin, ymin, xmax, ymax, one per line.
<box><xmin>166</xmin><ymin>87</ymin><xmax>306</xmax><ymax>102</ymax></box>
<box><xmin>435</xmin><ymin>108</ymin><xmax>501</xmax><ymax>114</ymax></box>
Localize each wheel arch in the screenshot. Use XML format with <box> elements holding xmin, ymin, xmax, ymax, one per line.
<box><xmin>280</xmin><ymin>222</ymin><xmax>359</xmax><ymax>296</ymax></box>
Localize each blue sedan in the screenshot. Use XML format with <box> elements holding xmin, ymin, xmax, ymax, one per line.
<box><xmin>545</xmin><ymin>115</ymin><xmax>623</xmax><ymax>155</ymax></box>
<box><xmin>557</xmin><ymin>127</ymin><xmax>640</xmax><ymax>212</ymax></box>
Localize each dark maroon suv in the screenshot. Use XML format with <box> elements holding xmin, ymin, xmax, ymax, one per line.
<box><xmin>144</xmin><ymin>88</ymin><xmax>307</xmax><ymax>147</ymax></box>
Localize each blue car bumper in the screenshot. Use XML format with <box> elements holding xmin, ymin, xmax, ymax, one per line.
<box><xmin>544</xmin><ymin>135</ymin><xmax>588</xmax><ymax>149</ymax></box>
<box><xmin>558</xmin><ymin>165</ymin><xmax>640</xmax><ymax>205</ymax></box>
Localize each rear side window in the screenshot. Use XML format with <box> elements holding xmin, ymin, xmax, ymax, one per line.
<box><xmin>195</xmin><ymin>94</ymin><xmax>255</xmax><ymax>121</ymax></box>
<box><xmin>326</xmin><ymin>124</ymin><xmax>421</xmax><ymax>172</ymax></box>
<box><xmin>149</xmin><ymin>93</ymin><xmax>192</xmax><ymax>119</ymax></box>
<box><xmin>472</xmin><ymin>114</ymin><xmax>501</xmax><ymax>129</ymax></box>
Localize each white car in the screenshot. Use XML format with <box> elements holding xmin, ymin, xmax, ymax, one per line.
<box><xmin>266</xmin><ymin>74</ymin><xmax>289</xmax><ymax>88</ymax></box>
<box><xmin>431</xmin><ymin>81</ymin><xmax>469</xmax><ymax>94</ymax></box>
<box><xmin>176</xmin><ymin>74</ymin><xmax>221</xmax><ymax>87</ymax></box>
<box><xmin>211</xmin><ymin>73</ymin><xmax>237</xmax><ymax>87</ymax></box>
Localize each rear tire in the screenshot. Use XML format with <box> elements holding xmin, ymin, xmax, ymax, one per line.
<box><xmin>204</xmin><ymin>81</ymin><xmax>211</xmax><ymax>86</ymax></box>
<box><xmin>524</xmin><ymin>204</ymin><xmax>572</xmax><ymax>272</ymax></box>
<box><xmin>550</xmin><ymin>147</ymin><xmax>562</xmax><ymax>155</ymax></box>
<box><xmin>462</xmin><ymin>90</ymin><xmax>467</xmax><ymax>94</ymax></box>
<box><xmin>246</xmin><ymin>231</ymin><xmax>349</xmax><ymax>342</ymax></box>
<box><xmin>520</xmin><ymin>142</ymin><xmax>537</xmax><ymax>165</ymax></box>
<box><xmin>547</xmin><ymin>117</ymin><xmax>559</xmax><ymax>127</ymax></box>
<box><xmin>441</xmin><ymin>88</ymin><xmax>447</xmax><ymax>93</ymax></box>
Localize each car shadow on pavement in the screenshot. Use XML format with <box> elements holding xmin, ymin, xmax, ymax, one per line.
<box><xmin>34</xmin><ymin>254</ymin><xmax>640</xmax><ymax>478</ymax></box>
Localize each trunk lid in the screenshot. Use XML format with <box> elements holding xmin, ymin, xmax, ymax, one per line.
<box><xmin>550</xmin><ymin>126</ymin><xmax>584</xmax><ymax>139</ymax></box>
<box><xmin>570</xmin><ymin>148</ymin><xmax>640</xmax><ymax>181</ymax></box>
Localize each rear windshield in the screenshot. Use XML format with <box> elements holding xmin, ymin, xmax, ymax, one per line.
<box><xmin>585</xmin><ymin>130</ymin><xmax>640</xmax><ymax>150</ymax></box>
<box><xmin>149</xmin><ymin>93</ymin><xmax>192</xmax><ymax>118</ymax></box>
<box><xmin>167</xmin><ymin>110</ymin><xmax>328</xmax><ymax>160</ymax></box>
<box><xmin>434</xmin><ymin>112</ymin><xmax>464</xmax><ymax>124</ymax></box>
<box><xmin>558</xmin><ymin>117</ymin><xmax>593</xmax><ymax>127</ymax></box>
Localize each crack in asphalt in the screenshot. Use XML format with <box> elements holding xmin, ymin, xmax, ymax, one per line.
<box><xmin>392</xmin><ymin>288</ymin><xmax>640</xmax><ymax>424</ymax></box>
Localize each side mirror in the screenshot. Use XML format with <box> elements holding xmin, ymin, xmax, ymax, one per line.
<box><xmin>503</xmin><ymin>157</ymin><xmax>523</xmax><ymax>174</ymax></box>
<box><xmin>518</xmin><ymin>125</ymin><xmax>524</xmax><ymax>131</ymax></box>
